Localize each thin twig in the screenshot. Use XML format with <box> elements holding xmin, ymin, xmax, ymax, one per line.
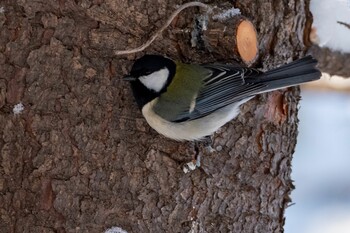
<box><xmin>337</xmin><ymin>21</ymin><xmax>350</xmax><ymax>30</ymax></box>
<box><xmin>115</xmin><ymin>2</ymin><xmax>211</xmax><ymax>55</ymax></box>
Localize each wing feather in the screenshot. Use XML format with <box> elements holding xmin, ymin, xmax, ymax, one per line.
<box><xmin>169</xmin><ymin>64</ymin><xmax>266</xmax><ymax>122</ymax></box>
<box><xmin>153</xmin><ymin>57</ymin><xmax>320</xmax><ymax>123</ymax></box>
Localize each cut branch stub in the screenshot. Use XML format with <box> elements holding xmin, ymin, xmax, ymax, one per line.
<box><xmin>202</xmin><ymin>16</ymin><xmax>258</xmax><ymax>65</ymax></box>
<box><xmin>236</xmin><ymin>20</ymin><xmax>258</xmax><ymax>64</ymax></box>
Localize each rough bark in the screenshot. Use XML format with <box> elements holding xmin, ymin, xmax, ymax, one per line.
<box><xmin>0</xmin><ymin>0</ymin><xmax>312</xmax><ymax>232</ymax></box>
<box><xmin>308</xmin><ymin>45</ymin><xmax>350</xmax><ymax>77</ymax></box>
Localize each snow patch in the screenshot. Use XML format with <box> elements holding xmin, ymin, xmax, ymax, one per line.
<box><xmin>191</xmin><ymin>15</ymin><xmax>208</xmax><ymax>47</ymax></box>
<box><xmin>0</xmin><ymin>6</ymin><xmax>4</xmax><ymax>14</ymax></box>
<box><xmin>199</xmin><ymin>15</ymin><xmax>208</xmax><ymax>31</ymax></box>
<box><xmin>311</xmin><ymin>0</ymin><xmax>350</xmax><ymax>53</ymax></box>
<box><xmin>188</xmin><ymin>221</ymin><xmax>200</xmax><ymax>233</ymax></box>
<box><xmin>212</xmin><ymin>7</ymin><xmax>241</xmax><ymax>21</ymax></box>
<box><xmin>13</xmin><ymin>103</ymin><xmax>24</xmax><ymax>115</ymax></box>
<box><xmin>104</xmin><ymin>226</ymin><xmax>128</xmax><ymax>233</ymax></box>
<box><xmin>183</xmin><ymin>161</ymin><xmax>196</xmax><ymax>173</ymax></box>
<box><xmin>183</xmin><ymin>155</ymin><xmax>201</xmax><ymax>174</ymax></box>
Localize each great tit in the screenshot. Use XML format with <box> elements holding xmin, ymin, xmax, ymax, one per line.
<box><xmin>124</xmin><ymin>55</ymin><xmax>321</xmax><ymax>141</ymax></box>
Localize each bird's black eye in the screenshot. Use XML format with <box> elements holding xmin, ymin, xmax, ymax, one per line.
<box><xmin>143</xmin><ymin>70</ymin><xmax>152</xmax><ymax>76</ymax></box>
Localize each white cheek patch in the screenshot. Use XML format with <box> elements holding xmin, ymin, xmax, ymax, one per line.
<box><xmin>139</xmin><ymin>68</ymin><xmax>169</xmax><ymax>92</ymax></box>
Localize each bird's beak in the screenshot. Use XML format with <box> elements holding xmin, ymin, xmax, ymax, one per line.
<box><xmin>123</xmin><ymin>75</ymin><xmax>137</xmax><ymax>81</ymax></box>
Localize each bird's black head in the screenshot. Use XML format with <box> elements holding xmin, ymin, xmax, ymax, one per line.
<box><xmin>124</xmin><ymin>54</ymin><xmax>176</xmax><ymax>108</ymax></box>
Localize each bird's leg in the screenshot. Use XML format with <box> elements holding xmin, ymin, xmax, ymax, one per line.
<box><xmin>194</xmin><ymin>136</ymin><xmax>214</xmax><ymax>164</ymax></box>
<box><xmin>201</xmin><ymin>136</ymin><xmax>215</xmax><ymax>153</ymax></box>
<box><xmin>183</xmin><ymin>136</ymin><xmax>215</xmax><ymax>173</ymax></box>
<box><xmin>182</xmin><ymin>142</ymin><xmax>200</xmax><ymax>173</ymax></box>
<box><xmin>193</xmin><ymin>140</ymin><xmax>201</xmax><ymax>163</ymax></box>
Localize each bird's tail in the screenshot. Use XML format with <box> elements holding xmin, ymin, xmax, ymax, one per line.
<box><xmin>254</xmin><ymin>55</ymin><xmax>321</xmax><ymax>92</ymax></box>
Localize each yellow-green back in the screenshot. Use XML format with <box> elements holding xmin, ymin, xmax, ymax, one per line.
<box><xmin>153</xmin><ymin>62</ymin><xmax>209</xmax><ymax>121</ymax></box>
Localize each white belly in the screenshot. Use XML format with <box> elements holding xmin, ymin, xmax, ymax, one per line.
<box><xmin>141</xmin><ymin>98</ymin><xmax>250</xmax><ymax>141</ymax></box>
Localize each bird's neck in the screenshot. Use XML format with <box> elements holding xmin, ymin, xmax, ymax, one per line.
<box><xmin>130</xmin><ymin>80</ymin><xmax>161</xmax><ymax>109</ymax></box>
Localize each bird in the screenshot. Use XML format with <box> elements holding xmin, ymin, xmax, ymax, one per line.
<box><xmin>124</xmin><ymin>55</ymin><xmax>321</xmax><ymax>141</ymax></box>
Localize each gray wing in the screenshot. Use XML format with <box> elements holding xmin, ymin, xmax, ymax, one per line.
<box><xmin>173</xmin><ymin>64</ymin><xmax>267</xmax><ymax>122</ymax></box>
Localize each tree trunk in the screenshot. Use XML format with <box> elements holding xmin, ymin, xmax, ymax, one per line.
<box><xmin>308</xmin><ymin>45</ymin><xmax>350</xmax><ymax>77</ymax></box>
<box><xmin>0</xmin><ymin>0</ymin><xmax>312</xmax><ymax>232</ymax></box>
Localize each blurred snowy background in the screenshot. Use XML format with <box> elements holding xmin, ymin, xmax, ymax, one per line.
<box><xmin>285</xmin><ymin>0</ymin><xmax>350</xmax><ymax>232</ymax></box>
<box><xmin>310</xmin><ymin>0</ymin><xmax>350</xmax><ymax>53</ymax></box>
<box><xmin>285</xmin><ymin>91</ymin><xmax>350</xmax><ymax>233</ymax></box>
